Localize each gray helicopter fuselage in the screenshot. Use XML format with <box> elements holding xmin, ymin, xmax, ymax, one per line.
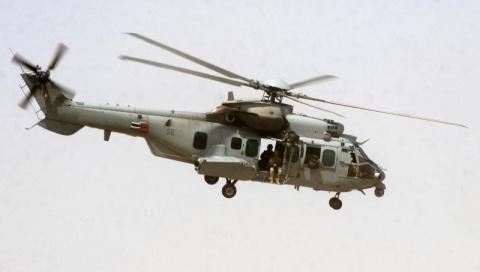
<box><xmin>39</xmin><ymin>100</ymin><xmax>384</xmax><ymax>194</ymax></box>
<box><xmin>22</xmin><ymin>73</ymin><xmax>385</xmax><ymax>195</ymax></box>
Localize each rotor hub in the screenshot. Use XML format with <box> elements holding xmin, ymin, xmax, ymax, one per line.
<box><xmin>261</xmin><ymin>79</ymin><xmax>290</xmax><ymax>90</ymax></box>
<box><xmin>37</xmin><ymin>70</ymin><xmax>50</xmax><ymax>82</ymax></box>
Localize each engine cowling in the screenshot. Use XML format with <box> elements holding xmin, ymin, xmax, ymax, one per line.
<box><xmin>285</xmin><ymin>114</ymin><xmax>344</xmax><ymax>139</ymax></box>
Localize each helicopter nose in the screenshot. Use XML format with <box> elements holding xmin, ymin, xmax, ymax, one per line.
<box><xmin>374</xmin><ymin>168</ymin><xmax>385</xmax><ymax>183</ymax></box>
<box><xmin>372</xmin><ymin>163</ymin><xmax>385</xmax><ymax>182</ymax></box>
<box><xmin>378</xmin><ymin>170</ymin><xmax>385</xmax><ymax>182</ymax></box>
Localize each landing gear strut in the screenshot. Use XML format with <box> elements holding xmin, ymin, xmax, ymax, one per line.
<box><xmin>329</xmin><ymin>193</ymin><xmax>342</xmax><ymax>210</ymax></box>
<box><xmin>222</xmin><ymin>179</ymin><xmax>237</xmax><ymax>199</ymax></box>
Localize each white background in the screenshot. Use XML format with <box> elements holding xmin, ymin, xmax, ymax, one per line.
<box><xmin>0</xmin><ymin>1</ymin><xmax>479</xmax><ymax>271</ymax></box>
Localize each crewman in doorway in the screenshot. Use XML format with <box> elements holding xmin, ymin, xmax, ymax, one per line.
<box><xmin>269</xmin><ymin>150</ymin><xmax>282</xmax><ymax>184</ymax></box>
<box><xmin>259</xmin><ymin>144</ymin><xmax>274</xmax><ymax>170</ymax></box>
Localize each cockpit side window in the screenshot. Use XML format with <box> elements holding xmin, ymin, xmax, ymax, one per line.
<box><xmin>321</xmin><ymin>149</ymin><xmax>336</xmax><ymax>167</ymax></box>
<box><xmin>350</xmin><ymin>152</ymin><xmax>357</xmax><ymax>163</ymax></box>
<box><xmin>357</xmin><ymin>147</ymin><xmax>370</xmax><ymax>162</ymax></box>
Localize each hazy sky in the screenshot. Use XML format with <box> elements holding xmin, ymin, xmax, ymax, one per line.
<box><xmin>1</xmin><ymin>1</ymin><xmax>479</xmax><ymax>271</ymax></box>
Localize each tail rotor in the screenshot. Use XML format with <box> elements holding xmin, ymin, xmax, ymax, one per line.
<box><xmin>12</xmin><ymin>43</ymin><xmax>75</xmax><ymax>109</ymax></box>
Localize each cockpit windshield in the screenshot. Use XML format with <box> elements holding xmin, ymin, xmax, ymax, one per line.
<box><xmin>358</xmin><ymin>163</ymin><xmax>375</xmax><ymax>179</ymax></box>
<box><xmin>347</xmin><ymin>146</ymin><xmax>376</xmax><ymax>179</ymax></box>
<box><xmin>356</xmin><ymin>147</ymin><xmax>370</xmax><ymax>163</ymax></box>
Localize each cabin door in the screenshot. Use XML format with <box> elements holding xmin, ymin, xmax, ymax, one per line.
<box><xmin>283</xmin><ymin>142</ymin><xmax>302</xmax><ymax>180</ymax></box>
<box><xmin>319</xmin><ymin>147</ymin><xmax>338</xmax><ymax>186</ymax></box>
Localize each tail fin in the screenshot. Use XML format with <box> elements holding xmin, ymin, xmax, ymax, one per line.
<box><xmin>13</xmin><ymin>45</ymin><xmax>84</xmax><ymax>136</ymax></box>
<box><xmin>21</xmin><ymin>73</ymin><xmax>67</xmax><ymax>115</ymax></box>
<box><xmin>21</xmin><ymin>73</ymin><xmax>84</xmax><ymax>135</ymax></box>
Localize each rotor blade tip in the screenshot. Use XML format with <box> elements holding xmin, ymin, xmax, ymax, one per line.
<box><xmin>18</xmin><ymin>100</ymin><xmax>28</xmax><ymax>109</ymax></box>
<box><xmin>11</xmin><ymin>53</ymin><xmax>21</xmax><ymax>63</ymax></box>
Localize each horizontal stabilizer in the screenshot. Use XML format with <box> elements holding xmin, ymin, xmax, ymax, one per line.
<box><xmin>38</xmin><ymin>119</ymin><xmax>83</xmax><ymax>135</ymax></box>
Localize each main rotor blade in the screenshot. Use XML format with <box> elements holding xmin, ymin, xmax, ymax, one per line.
<box><xmin>119</xmin><ymin>55</ymin><xmax>249</xmax><ymax>87</ymax></box>
<box><xmin>292</xmin><ymin>94</ymin><xmax>467</xmax><ymax>128</ymax></box>
<box><xmin>12</xmin><ymin>53</ymin><xmax>37</xmax><ymax>73</ymax></box>
<box><xmin>282</xmin><ymin>95</ymin><xmax>345</xmax><ymax>118</ymax></box>
<box><xmin>125</xmin><ymin>32</ymin><xmax>251</xmax><ymax>82</ymax></box>
<box><xmin>48</xmin><ymin>43</ymin><xmax>68</xmax><ymax>71</ymax></box>
<box><xmin>288</xmin><ymin>75</ymin><xmax>336</xmax><ymax>89</ymax></box>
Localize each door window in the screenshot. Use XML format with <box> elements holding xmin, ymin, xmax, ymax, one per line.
<box><xmin>321</xmin><ymin>149</ymin><xmax>336</xmax><ymax>167</ymax></box>
<box><xmin>305</xmin><ymin>146</ymin><xmax>320</xmax><ymax>168</ymax></box>
<box><xmin>245</xmin><ymin>139</ymin><xmax>259</xmax><ymax>157</ymax></box>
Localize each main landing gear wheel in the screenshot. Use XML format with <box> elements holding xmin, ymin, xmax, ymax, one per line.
<box><xmin>204</xmin><ymin>175</ymin><xmax>219</xmax><ymax>185</ymax></box>
<box><xmin>222</xmin><ymin>179</ymin><xmax>237</xmax><ymax>199</ymax></box>
<box><xmin>329</xmin><ymin>193</ymin><xmax>342</xmax><ymax>210</ymax></box>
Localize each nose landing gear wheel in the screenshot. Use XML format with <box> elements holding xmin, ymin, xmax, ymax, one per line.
<box><xmin>374</xmin><ymin>188</ymin><xmax>385</xmax><ymax>197</ymax></box>
<box><xmin>329</xmin><ymin>194</ymin><xmax>342</xmax><ymax>210</ymax></box>
<box><xmin>222</xmin><ymin>183</ymin><xmax>237</xmax><ymax>198</ymax></box>
<box><xmin>204</xmin><ymin>175</ymin><xmax>219</xmax><ymax>185</ymax></box>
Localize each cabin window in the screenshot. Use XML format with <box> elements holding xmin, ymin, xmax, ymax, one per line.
<box><xmin>193</xmin><ymin>132</ymin><xmax>208</xmax><ymax>150</ymax></box>
<box><xmin>305</xmin><ymin>146</ymin><xmax>321</xmax><ymax>167</ymax></box>
<box><xmin>231</xmin><ymin>137</ymin><xmax>242</xmax><ymax>150</ymax></box>
<box><xmin>322</xmin><ymin>149</ymin><xmax>336</xmax><ymax>167</ymax></box>
<box><xmin>285</xmin><ymin>145</ymin><xmax>300</xmax><ymax>163</ymax></box>
<box><xmin>245</xmin><ymin>139</ymin><xmax>259</xmax><ymax>157</ymax></box>
<box><xmin>305</xmin><ymin>146</ymin><xmax>321</xmax><ymax>159</ymax></box>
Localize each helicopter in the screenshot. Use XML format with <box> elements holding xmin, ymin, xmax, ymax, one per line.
<box><xmin>11</xmin><ymin>33</ymin><xmax>467</xmax><ymax>210</ymax></box>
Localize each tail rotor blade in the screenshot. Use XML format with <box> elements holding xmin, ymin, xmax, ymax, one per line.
<box><xmin>48</xmin><ymin>43</ymin><xmax>68</xmax><ymax>71</ymax></box>
<box><xmin>12</xmin><ymin>53</ymin><xmax>38</xmax><ymax>73</ymax></box>
<box><xmin>19</xmin><ymin>92</ymin><xmax>34</xmax><ymax>109</ymax></box>
<box><xmin>18</xmin><ymin>84</ymin><xmax>40</xmax><ymax>109</ymax></box>
<box><xmin>50</xmin><ymin>80</ymin><xmax>75</xmax><ymax>99</ymax></box>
